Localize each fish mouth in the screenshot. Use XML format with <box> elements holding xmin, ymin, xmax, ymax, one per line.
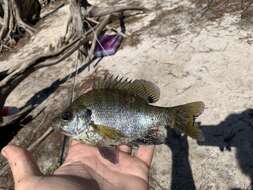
<box><xmin>58</xmin><ymin>125</ymin><xmax>76</xmax><ymax>137</ymax></box>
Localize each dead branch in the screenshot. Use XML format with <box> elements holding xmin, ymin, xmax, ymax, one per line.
<box><xmin>0</xmin><ymin>0</ymin><xmax>40</xmax><ymax>49</ymax></box>
<box><xmin>0</xmin><ymin>39</ymin><xmax>81</xmax><ymax>124</ymax></box>
<box><xmin>88</xmin><ymin>5</ymin><xmax>148</xmax><ymax>17</ymax></box>
<box><xmin>64</xmin><ymin>0</ymin><xmax>84</xmax><ymax>43</ymax></box>
<box><xmin>40</xmin><ymin>3</ymin><xmax>65</xmax><ymax>20</ymax></box>
<box><xmin>0</xmin><ymin>105</ymin><xmax>34</xmax><ymax>126</ymax></box>
<box><xmin>0</xmin><ymin>13</ymin><xmax>112</xmax><ymax>126</ymax></box>
<box><xmin>86</xmin><ymin>15</ymin><xmax>111</xmax><ymax>62</ymax></box>
<box><xmin>86</xmin><ymin>17</ymin><xmax>127</xmax><ymax>37</ymax></box>
<box><xmin>0</xmin><ymin>0</ymin><xmax>10</xmax><ymax>41</ymax></box>
<box><xmin>28</xmin><ymin>126</ymin><xmax>54</xmax><ymax>151</ymax></box>
<box><xmin>0</xmin><ymin>17</ymin><xmax>3</xmax><ymax>25</ymax></box>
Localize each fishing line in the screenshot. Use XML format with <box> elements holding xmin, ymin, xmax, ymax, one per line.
<box><xmin>59</xmin><ymin>18</ymin><xmax>98</xmax><ymax>164</ymax></box>
<box><xmin>59</xmin><ymin>53</ymin><xmax>80</xmax><ymax>165</ymax></box>
<box><xmin>71</xmin><ymin>59</ymin><xmax>80</xmax><ymax>102</ymax></box>
<box><xmin>83</xmin><ymin>19</ymin><xmax>108</xmax><ymax>189</ymax></box>
<box><xmin>83</xmin><ymin>20</ymin><xmax>108</xmax><ymax>185</ymax></box>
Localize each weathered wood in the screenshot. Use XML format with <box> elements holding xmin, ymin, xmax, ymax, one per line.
<box><xmin>15</xmin><ymin>0</ymin><xmax>41</xmax><ymax>25</ymax></box>
<box><xmin>0</xmin><ymin>0</ymin><xmax>147</xmax><ymax>126</ymax></box>
<box><xmin>0</xmin><ymin>1</ymin><xmax>148</xmax><ymax>188</ymax></box>
<box><xmin>88</xmin><ymin>5</ymin><xmax>148</xmax><ymax>17</ymax></box>
<box><xmin>0</xmin><ymin>0</ymin><xmax>40</xmax><ymax>48</ymax></box>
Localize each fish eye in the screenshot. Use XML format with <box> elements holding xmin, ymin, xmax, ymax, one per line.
<box><xmin>62</xmin><ymin>111</ymin><xmax>73</xmax><ymax>121</ymax></box>
<box><xmin>86</xmin><ymin>109</ymin><xmax>92</xmax><ymax>117</ymax></box>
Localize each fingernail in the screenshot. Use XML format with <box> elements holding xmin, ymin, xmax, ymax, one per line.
<box><xmin>1</xmin><ymin>146</ymin><xmax>8</xmax><ymax>158</ymax></box>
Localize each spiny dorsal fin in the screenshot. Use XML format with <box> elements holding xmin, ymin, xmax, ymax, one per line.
<box><xmin>132</xmin><ymin>80</ymin><xmax>160</xmax><ymax>103</ymax></box>
<box><xmin>92</xmin><ymin>75</ymin><xmax>160</xmax><ymax>103</ymax></box>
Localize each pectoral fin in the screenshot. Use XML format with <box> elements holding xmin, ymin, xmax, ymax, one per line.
<box><xmin>91</xmin><ymin>123</ymin><xmax>126</xmax><ymax>140</ymax></box>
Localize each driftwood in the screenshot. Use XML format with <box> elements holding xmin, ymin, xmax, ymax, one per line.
<box><xmin>0</xmin><ymin>2</ymin><xmax>147</xmax><ymax>188</ymax></box>
<box><xmin>0</xmin><ymin>0</ymin><xmax>41</xmax><ymax>49</ymax></box>
<box><xmin>88</xmin><ymin>5</ymin><xmax>148</xmax><ymax>17</ymax></box>
<box><xmin>0</xmin><ymin>0</ymin><xmax>147</xmax><ymax>130</ymax></box>
<box><xmin>0</xmin><ymin>0</ymin><xmax>147</xmax><ymax>185</ymax></box>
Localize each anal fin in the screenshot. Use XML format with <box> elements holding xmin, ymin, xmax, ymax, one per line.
<box><xmin>98</xmin><ymin>146</ymin><xmax>119</xmax><ymax>164</ymax></box>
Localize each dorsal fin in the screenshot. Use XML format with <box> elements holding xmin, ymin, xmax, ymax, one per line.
<box><xmin>92</xmin><ymin>75</ymin><xmax>160</xmax><ymax>103</ymax></box>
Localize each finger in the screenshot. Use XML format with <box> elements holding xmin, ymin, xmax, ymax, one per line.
<box><xmin>1</xmin><ymin>145</ymin><xmax>42</xmax><ymax>185</ymax></box>
<box><xmin>135</xmin><ymin>145</ymin><xmax>155</xmax><ymax>166</ymax></box>
<box><xmin>118</xmin><ymin>145</ymin><xmax>132</xmax><ymax>154</ymax></box>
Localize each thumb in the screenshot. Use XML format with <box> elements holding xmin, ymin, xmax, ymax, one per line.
<box><xmin>1</xmin><ymin>145</ymin><xmax>42</xmax><ymax>185</ymax></box>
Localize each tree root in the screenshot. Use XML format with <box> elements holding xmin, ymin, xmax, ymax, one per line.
<box><xmin>0</xmin><ymin>0</ymin><xmax>40</xmax><ymax>50</ymax></box>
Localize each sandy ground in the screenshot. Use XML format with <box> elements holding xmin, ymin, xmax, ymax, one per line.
<box><xmin>1</xmin><ymin>0</ymin><xmax>253</xmax><ymax>189</ymax></box>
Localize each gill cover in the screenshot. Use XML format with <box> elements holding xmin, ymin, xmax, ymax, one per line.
<box><xmin>60</xmin><ymin>108</ymin><xmax>92</xmax><ymax>136</ymax></box>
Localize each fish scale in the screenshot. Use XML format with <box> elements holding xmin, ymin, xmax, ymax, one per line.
<box><xmin>88</xmin><ymin>90</ymin><xmax>162</xmax><ymax>138</ymax></box>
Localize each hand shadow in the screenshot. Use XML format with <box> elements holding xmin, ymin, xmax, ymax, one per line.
<box><xmin>199</xmin><ymin>109</ymin><xmax>253</xmax><ymax>190</ymax></box>
<box><xmin>166</xmin><ymin>129</ymin><xmax>196</xmax><ymax>190</ymax></box>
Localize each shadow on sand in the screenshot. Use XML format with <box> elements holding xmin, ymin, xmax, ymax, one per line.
<box><xmin>164</xmin><ymin>109</ymin><xmax>253</xmax><ymax>190</ymax></box>
<box><xmin>199</xmin><ymin>109</ymin><xmax>253</xmax><ymax>190</ymax></box>
<box><xmin>166</xmin><ymin>129</ymin><xmax>196</xmax><ymax>190</ymax></box>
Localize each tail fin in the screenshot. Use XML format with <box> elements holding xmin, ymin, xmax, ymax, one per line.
<box><xmin>169</xmin><ymin>101</ymin><xmax>205</xmax><ymax>141</ymax></box>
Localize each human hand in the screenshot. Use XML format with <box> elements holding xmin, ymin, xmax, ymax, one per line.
<box><xmin>1</xmin><ymin>141</ymin><xmax>154</xmax><ymax>190</ymax></box>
